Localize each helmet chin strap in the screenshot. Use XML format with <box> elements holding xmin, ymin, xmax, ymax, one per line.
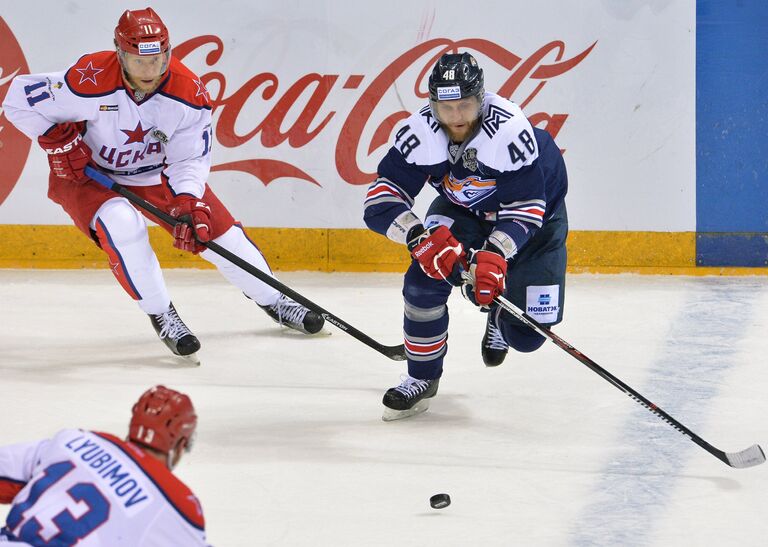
<box><xmin>166</xmin><ymin>448</ymin><xmax>177</xmax><ymax>470</ymax></box>
<box><xmin>165</xmin><ymin>437</ymin><xmax>188</xmax><ymax>470</ymax></box>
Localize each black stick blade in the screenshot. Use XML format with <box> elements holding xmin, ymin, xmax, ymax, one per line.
<box><xmin>384</xmin><ymin>344</ymin><xmax>406</xmax><ymax>361</ymax></box>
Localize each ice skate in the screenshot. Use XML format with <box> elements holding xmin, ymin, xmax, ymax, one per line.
<box><xmin>149</xmin><ymin>303</ymin><xmax>201</xmax><ymax>364</ymax></box>
<box><xmin>482</xmin><ymin>307</ymin><xmax>508</xmax><ymax>367</ymax></box>
<box><xmin>259</xmin><ymin>293</ymin><xmax>325</xmax><ymax>334</ymax></box>
<box><xmin>382</xmin><ymin>374</ymin><xmax>440</xmax><ymax>421</ymax></box>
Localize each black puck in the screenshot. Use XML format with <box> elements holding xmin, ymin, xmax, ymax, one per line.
<box><xmin>429</xmin><ymin>493</ymin><xmax>451</xmax><ymax>509</ymax></box>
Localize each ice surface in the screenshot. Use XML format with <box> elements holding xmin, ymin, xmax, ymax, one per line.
<box><xmin>1</xmin><ymin>270</ymin><xmax>766</xmax><ymax>546</ymax></box>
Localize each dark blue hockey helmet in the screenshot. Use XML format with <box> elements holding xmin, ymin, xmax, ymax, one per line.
<box><xmin>428</xmin><ymin>52</ymin><xmax>484</xmax><ymax>102</ymax></box>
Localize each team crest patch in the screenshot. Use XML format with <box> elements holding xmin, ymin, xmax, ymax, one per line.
<box><xmin>151</xmin><ymin>129</ymin><xmax>169</xmax><ymax>144</ymax></box>
<box><xmin>462</xmin><ymin>148</ymin><xmax>478</xmax><ymax>172</ymax></box>
<box><xmin>441</xmin><ymin>173</ymin><xmax>497</xmax><ymax>207</ymax></box>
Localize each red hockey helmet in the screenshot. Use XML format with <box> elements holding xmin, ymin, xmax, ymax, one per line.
<box><xmin>129</xmin><ymin>385</ymin><xmax>197</xmax><ymax>456</ymax></box>
<box><xmin>114</xmin><ymin>8</ymin><xmax>170</xmax><ymax>56</ymax></box>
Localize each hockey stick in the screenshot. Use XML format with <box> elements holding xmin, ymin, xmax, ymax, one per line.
<box><xmin>84</xmin><ymin>166</ymin><xmax>406</xmax><ymax>361</ymax></box>
<box><xmin>490</xmin><ymin>292</ymin><xmax>765</xmax><ymax>469</ymax></box>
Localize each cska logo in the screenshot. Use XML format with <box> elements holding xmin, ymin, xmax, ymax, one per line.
<box><xmin>0</xmin><ymin>16</ymin><xmax>31</xmax><ymax>207</ymax></box>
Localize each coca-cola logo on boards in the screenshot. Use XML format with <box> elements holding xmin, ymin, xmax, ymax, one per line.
<box><xmin>0</xmin><ymin>17</ymin><xmax>31</xmax><ymax>207</ymax></box>
<box><xmin>0</xmin><ymin>25</ymin><xmax>595</xmax><ymax>204</ymax></box>
<box><xmin>174</xmin><ymin>37</ymin><xmax>596</xmax><ymax>186</ymax></box>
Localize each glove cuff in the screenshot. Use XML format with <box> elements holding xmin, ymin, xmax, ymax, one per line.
<box><xmin>481</xmin><ymin>240</ymin><xmax>506</xmax><ymax>258</ymax></box>
<box><xmin>386</xmin><ymin>211</ymin><xmax>422</xmax><ymax>245</ymax></box>
<box><xmin>486</xmin><ymin>230</ymin><xmax>517</xmax><ymax>260</ymax></box>
<box><xmin>405</xmin><ymin>224</ymin><xmax>427</xmax><ymax>252</ymax></box>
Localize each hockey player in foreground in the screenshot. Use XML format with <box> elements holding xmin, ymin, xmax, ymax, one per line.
<box><xmin>0</xmin><ymin>385</ymin><xmax>210</xmax><ymax>546</ymax></box>
<box><xmin>364</xmin><ymin>52</ymin><xmax>569</xmax><ymax>420</ymax></box>
<box><xmin>2</xmin><ymin>8</ymin><xmax>324</xmax><ymax>363</ymax></box>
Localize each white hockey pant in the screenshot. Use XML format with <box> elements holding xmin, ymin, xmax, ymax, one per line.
<box><xmin>93</xmin><ymin>201</ymin><xmax>281</xmax><ymax>313</ymax></box>
<box><xmin>92</xmin><ymin>197</ymin><xmax>170</xmax><ymax>315</ymax></box>
<box><xmin>200</xmin><ymin>224</ymin><xmax>280</xmax><ymax>307</ymax></box>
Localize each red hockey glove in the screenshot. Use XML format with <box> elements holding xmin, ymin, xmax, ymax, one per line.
<box><xmin>407</xmin><ymin>225</ymin><xmax>466</xmax><ymax>285</ymax></box>
<box><xmin>465</xmin><ymin>247</ymin><xmax>507</xmax><ymax>307</ymax></box>
<box><xmin>168</xmin><ymin>196</ymin><xmax>212</xmax><ymax>254</ymax></box>
<box><xmin>37</xmin><ymin>122</ymin><xmax>92</xmax><ymax>183</ymax></box>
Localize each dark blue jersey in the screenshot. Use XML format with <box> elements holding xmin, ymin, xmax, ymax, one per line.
<box><xmin>364</xmin><ymin>92</ymin><xmax>567</xmax><ymax>258</ymax></box>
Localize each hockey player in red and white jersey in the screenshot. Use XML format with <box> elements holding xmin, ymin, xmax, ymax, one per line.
<box><xmin>1</xmin><ymin>8</ymin><xmax>324</xmax><ymax>361</ymax></box>
<box><xmin>0</xmin><ymin>385</ymin><xmax>209</xmax><ymax>546</ymax></box>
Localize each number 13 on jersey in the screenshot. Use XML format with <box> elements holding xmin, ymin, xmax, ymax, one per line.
<box><xmin>6</xmin><ymin>461</ymin><xmax>109</xmax><ymax>546</ymax></box>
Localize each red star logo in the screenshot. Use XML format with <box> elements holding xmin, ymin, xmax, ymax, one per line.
<box><xmin>75</xmin><ymin>61</ymin><xmax>104</xmax><ymax>85</ymax></box>
<box><xmin>193</xmin><ymin>78</ymin><xmax>209</xmax><ymax>99</ymax></box>
<box><xmin>121</xmin><ymin>121</ymin><xmax>152</xmax><ymax>145</ymax></box>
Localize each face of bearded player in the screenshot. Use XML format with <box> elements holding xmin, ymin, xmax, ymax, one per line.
<box><xmin>430</xmin><ymin>95</ymin><xmax>483</xmax><ymax>143</ymax></box>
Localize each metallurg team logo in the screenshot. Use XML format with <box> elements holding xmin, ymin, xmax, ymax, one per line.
<box><xmin>442</xmin><ymin>173</ymin><xmax>496</xmax><ymax>207</ymax></box>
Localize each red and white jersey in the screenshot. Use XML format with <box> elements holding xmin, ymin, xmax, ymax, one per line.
<box><xmin>0</xmin><ymin>429</ymin><xmax>209</xmax><ymax>546</ymax></box>
<box><xmin>2</xmin><ymin>51</ymin><xmax>213</xmax><ymax>198</ymax></box>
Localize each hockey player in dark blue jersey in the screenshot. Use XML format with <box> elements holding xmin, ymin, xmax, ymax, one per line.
<box><xmin>364</xmin><ymin>52</ymin><xmax>569</xmax><ymax>421</ymax></box>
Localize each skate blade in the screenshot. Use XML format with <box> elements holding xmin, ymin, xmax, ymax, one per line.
<box><xmin>382</xmin><ymin>399</ymin><xmax>431</xmax><ymax>422</ymax></box>
<box><xmin>297</xmin><ymin>327</ymin><xmax>332</xmax><ymax>337</ymax></box>
<box><xmin>179</xmin><ymin>352</ymin><xmax>200</xmax><ymax>366</ymax></box>
<box><xmin>277</xmin><ymin>324</ymin><xmax>330</xmax><ymax>336</ymax></box>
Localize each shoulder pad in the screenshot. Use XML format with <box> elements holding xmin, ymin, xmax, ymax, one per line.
<box><xmin>64</xmin><ymin>51</ymin><xmax>122</xmax><ymax>97</ymax></box>
<box><xmin>95</xmin><ymin>432</ymin><xmax>206</xmax><ymax>530</ymax></box>
<box><xmin>475</xmin><ymin>93</ymin><xmax>539</xmax><ymax>173</ymax></box>
<box><xmin>389</xmin><ymin>105</ymin><xmax>448</xmax><ymax>166</ymax></box>
<box><xmin>158</xmin><ymin>58</ymin><xmax>211</xmax><ymax>109</ymax></box>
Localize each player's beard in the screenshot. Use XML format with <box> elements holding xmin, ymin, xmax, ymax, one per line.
<box><xmin>443</xmin><ymin>118</ymin><xmax>479</xmax><ymax>144</ymax></box>
<box><xmin>126</xmin><ymin>74</ymin><xmax>163</xmax><ymax>96</ymax></box>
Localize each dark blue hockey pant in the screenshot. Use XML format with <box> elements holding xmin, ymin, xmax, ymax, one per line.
<box><xmin>403</xmin><ymin>197</ymin><xmax>568</xmax><ymax>380</ymax></box>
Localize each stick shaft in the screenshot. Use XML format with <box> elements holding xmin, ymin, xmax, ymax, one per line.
<box><xmin>84</xmin><ymin>166</ymin><xmax>406</xmax><ymax>361</ymax></box>
<box><xmin>494</xmin><ymin>294</ymin><xmax>764</xmax><ymax>468</ymax></box>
